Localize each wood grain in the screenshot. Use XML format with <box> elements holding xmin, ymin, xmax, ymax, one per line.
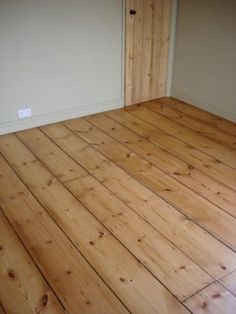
<box><xmin>184</xmin><ymin>283</ymin><xmax>236</xmax><ymax>314</ymax></box>
<box><xmin>125</xmin><ymin>0</ymin><xmax>135</xmax><ymax>106</ymax></box>
<box><xmin>45</xmin><ymin>122</ymin><xmax>236</xmax><ymax>279</ymax></box>
<box><xmin>0</xmin><ymin>133</ymin><xmax>190</xmax><ymax>312</ymax></box>
<box><xmin>15</xmin><ymin>127</ymin><xmax>211</xmax><ymax>302</ymax></box>
<box><xmin>219</xmin><ymin>271</ymin><xmax>236</xmax><ymax>297</ymax></box>
<box><xmin>161</xmin><ymin>97</ymin><xmax>236</xmax><ymax>137</ymax></box>
<box><xmin>125</xmin><ymin>0</ymin><xmax>171</xmax><ymax>105</ymax></box>
<box><xmin>104</xmin><ymin>108</ymin><xmax>236</xmax><ymax>191</ymax></box>
<box><xmin>0</xmin><ymin>210</ymin><xmax>64</xmax><ymax>314</ymax></box>
<box><xmin>145</xmin><ymin>100</ymin><xmax>236</xmax><ymax>150</ymax></box>
<box><xmin>78</xmin><ymin>114</ymin><xmax>236</xmax><ymax>250</ymax></box>
<box><xmin>129</xmin><ymin>105</ymin><xmax>236</xmax><ymax>169</ymax></box>
<box><xmin>105</xmin><ymin>110</ymin><xmax>236</xmax><ymax>217</ymax></box>
<box><xmin>0</xmin><ymin>152</ymin><xmax>126</xmax><ymax>314</ymax></box>
<box><xmin>0</xmin><ymin>98</ymin><xmax>236</xmax><ymax>313</ymax></box>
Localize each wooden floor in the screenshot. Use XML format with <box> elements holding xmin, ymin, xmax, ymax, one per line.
<box><xmin>1</xmin><ymin>97</ymin><xmax>236</xmax><ymax>313</ymax></box>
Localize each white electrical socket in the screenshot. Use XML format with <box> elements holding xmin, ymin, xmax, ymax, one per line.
<box><xmin>17</xmin><ymin>107</ymin><xmax>32</xmax><ymax>119</ymax></box>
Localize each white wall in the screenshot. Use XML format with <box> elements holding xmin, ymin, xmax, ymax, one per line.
<box><xmin>171</xmin><ymin>0</ymin><xmax>236</xmax><ymax>122</ymax></box>
<box><xmin>0</xmin><ymin>0</ymin><xmax>123</xmax><ymax>134</ymax></box>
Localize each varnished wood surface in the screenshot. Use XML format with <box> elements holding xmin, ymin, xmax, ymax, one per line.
<box><xmin>0</xmin><ymin>98</ymin><xmax>236</xmax><ymax>313</ymax></box>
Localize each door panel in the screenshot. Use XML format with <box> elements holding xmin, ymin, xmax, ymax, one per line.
<box><xmin>125</xmin><ymin>0</ymin><xmax>171</xmax><ymax>106</ymax></box>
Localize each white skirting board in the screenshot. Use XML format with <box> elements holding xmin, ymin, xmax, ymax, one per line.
<box><xmin>172</xmin><ymin>89</ymin><xmax>236</xmax><ymax>123</ymax></box>
<box><xmin>0</xmin><ymin>99</ymin><xmax>123</xmax><ymax>136</ymax></box>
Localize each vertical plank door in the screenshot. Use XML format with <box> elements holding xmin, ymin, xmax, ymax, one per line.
<box><xmin>125</xmin><ymin>0</ymin><xmax>171</xmax><ymax>106</ymax></box>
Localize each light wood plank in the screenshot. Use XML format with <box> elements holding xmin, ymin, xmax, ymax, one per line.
<box><xmin>65</xmin><ymin>116</ymin><xmax>236</xmax><ymax>251</ymax></box>
<box><xmin>162</xmin><ymin>97</ymin><xmax>236</xmax><ymax>137</ymax></box>
<box><xmin>157</xmin><ymin>0</ymin><xmax>171</xmax><ymax>96</ymax></box>
<box><xmin>0</xmin><ymin>152</ymin><xmax>126</xmax><ymax>314</ymax></box>
<box><xmin>15</xmin><ymin>128</ymin><xmax>211</xmax><ymax>303</ymax></box>
<box><xmin>125</xmin><ymin>0</ymin><xmax>171</xmax><ymax>105</ymax></box>
<box><xmin>219</xmin><ymin>271</ymin><xmax>236</xmax><ymax>297</ymax></box>
<box><xmin>0</xmin><ymin>134</ymin><xmax>191</xmax><ymax>313</ymax></box>
<box><xmin>132</xmin><ymin>0</ymin><xmax>144</xmax><ymax>104</ymax></box>
<box><xmin>141</xmin><ymin>0</ymin><xmax>153</xmax><ymax>102</ymax></box>
<box><xmin>106</xmin><ymin>108</ymin><xmax>236</xmax><ymax>191</ymax></box>
<box><xmin>1</xmin><ymin>98</ymin><xmax>236</xmax><ymax>312</ymax></box>
<box><xmin>184</xmin><ymin>283</ymin><xmax>236</xmax><ymax>314</ymax></box>
<box><xmin>150</xmin><ymin>0</ymin><xmax>162</xmax><ymax>99</ymax></box>
<box><xmin>3</xmin><ymin>134</ymin><xmax>194</xmax><ymax>313</ymax></box>
<box><xmin>129</xmin><ymin>106</ymin><xmax>236</xmax><ymax>169</ymax></box>
<box><xmin>145</xmin><ymin>100</ymin><xmax>236</xmax><ymax>150</ymax></box>
<box><xmin>125</xmin><ymin>0</ymin><xmax>135</xmax><ymax>106</ymax></box>
<box><xmin>43</xmin><ymin>122</ymin><xmax>236</xmax><ymax>279</ymax></box>
<box><xmin>105</xmin><ymin>110</ymin><xmax>236</xmax><ymax>217</ymax></box>
<box><xmin>0</xmin><ymin>210</ymin><xmax>64</xmax><ymax>314</ymax></box>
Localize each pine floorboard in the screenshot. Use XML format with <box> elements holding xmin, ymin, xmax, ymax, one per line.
<box><xmin>0</xmin><ymin>98</ymin><xmax>236</xmax><ymax>313</ymax></box>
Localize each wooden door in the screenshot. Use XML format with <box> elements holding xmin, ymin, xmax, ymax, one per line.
<box><xmin>125</xmin><ymin>0</ymin><xmax>171</xmax><ymax>106</ymax></box>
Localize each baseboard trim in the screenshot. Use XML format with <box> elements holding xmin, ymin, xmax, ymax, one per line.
<box><xmin>0</xmin><ymin>98</ymin><xmax>123</xmax><ymax>135</ymax></box>
<box><xmin>171</xmin><ymin>89</ymin><xmax>236</xmax><ymax>122</ymax></box>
